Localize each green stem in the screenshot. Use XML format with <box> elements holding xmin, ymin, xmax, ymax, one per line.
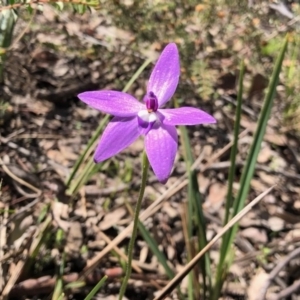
<box><xmin>65</xmin><ymin>117</ymin><xmax>107</xmax><ymax>188</ymax></box>
<box><xmin>223</xmin><ymin>61</ymin><xmax>245</xmax><ymax>225</ymax></box>
<box><xmin>118</xmin><ymin>151</ymin><xmax>149</xmax><ymax>300</ymax></box>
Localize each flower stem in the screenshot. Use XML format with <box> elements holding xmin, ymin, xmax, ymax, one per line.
<box><xmin>118</xmin><ymin>151</ymin><xmax>149</xmax><ymax>300</ymax></box>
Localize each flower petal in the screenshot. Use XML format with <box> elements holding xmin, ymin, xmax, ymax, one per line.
<box><xmin>145</xmin><ymin>124</ymin><xmax>178</xmax><ymax>183</ymax></box>
<box><xmin>147</xmin><ymin>43</ymin><xmax>180</xmax><ymax>107</ymax></box>
<box><xmin>78</xmin><ymin>91</ymin><xmax>144</xmax><ymax>117</ymax></box>
<box><xmin>160</xmin><ymin>107</ymin><xmax>216</xmax><ymax>126</ymax></box>
<box><xmin>94</xmin><ymin>116</ymin><xmax>141</xmax><ymax>162</ymax></box>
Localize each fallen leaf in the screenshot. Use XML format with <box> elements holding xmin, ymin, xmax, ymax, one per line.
<box><xmin>65</xmin><ymin>222</ymin><xmax>83</xmax><ymax>255</ymax></box>
<box><xmin>251</xmin><ymin>179</ymin><xmax>267</xmax><ymax>192</ymax></box>
<box><xmin>204</xmin><ymin>182</ymin><xmax>227</xmax><ymax>213</ymax></box>
<box><xmin>52</xmin><ymin>202</ymin><xmax>70</xmax><ymax>232</ymax></box>
<box><xmin>8</xmin><ymin>213</ymin><xmax>33</xmax><ymax>249</ymax></box>
<box><xmin>241</xmin><ymin>228</ymin><xmax>268</xmax><ymax>244</ymax></box>
<box><xmin>247</xmin><ymin>269</ymin><xmax>269</xmax><ymax>300</ymax></box>
<box><xmin>99</xmin><ymin>207</ymin><xmax>126</xmax><ymax>231</ymax></box>
<box><xmin>285</xmin><ymin>228</ymin><xmax>300</xmax><ymax>242</ymax></box>
<box><xmin>258</xmin><ymin>172</ymin><xmax>277</xmax><ymax>186</ymax></box>
<box><xmin>257</xmin><ymin>146</ymin><xmax>273</xmax><ymax>164</ymax></box>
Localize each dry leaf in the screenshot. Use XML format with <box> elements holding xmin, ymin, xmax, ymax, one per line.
<box><xmin>204</xmin><ymin>182</ymin><xmax>227</xmax><ymax>213</ymax></box>
<box><xmin>99</xmin><ymin>207</ymin><xmax>126</xmax><ymax>231</ymax></box>
<box><xmin>247</xmin><ymin>269</ymin><xmax>270</xmax><ymax>300</ymax></box>
<box><xmin>285</xmin><ymin>228</ymin><xmax>300</xmax><ymax>242</ymax></box>
<box><xmin>65</xmin><ymin>222</ymin><xmax>83</xmax><ymax>255</ymax></box>
<box><xmin>264</xmin><ymin>133</ymin><xmax>287</xmax><ymax>146</ymax></box>
<box><xmin>52</xmin><ymin>202</ymin><xmax>70</xmax><ymax>232</ymax></box>
<box><xmin>241</xmin><ymin>228</ymin><xmax>267</xmax><ymax>244</ymax></box>
<box><xmin>258</xmin><ymin>172</ymin><xmax>277</xmax><ymax>186</ymax></box>
<box><xmin>8</xmin><ymin>213</ymin><xmax>33</xmax><ymax>249</ymax></box>
<box><xmin>257</xmin><ymin>146</ymin><xmax>273</xmax><ymax>164</ymax></box>
<box><xmin>250</xmin><ymin>179</ymin><xmax>267</xmax><ymax>192</ymax></box>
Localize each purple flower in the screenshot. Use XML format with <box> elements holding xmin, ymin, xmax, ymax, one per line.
<box><xmin>78</xmin><ymin>43</ymin><xmax>216</xmax><ymax>183</ymax></box>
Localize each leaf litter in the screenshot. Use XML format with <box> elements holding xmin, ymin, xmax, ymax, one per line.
<box><xmin>1</xmin><ymin>1</ymin><xmax>300</xmax><ymax>299</ymax></box>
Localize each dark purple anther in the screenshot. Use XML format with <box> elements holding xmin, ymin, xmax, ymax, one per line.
<box><xmin>145</xmin><ymin>92</ymin><xmax>158</xmax><ymax>112</ymax></box>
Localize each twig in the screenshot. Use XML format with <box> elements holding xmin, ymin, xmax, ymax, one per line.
<box><xmin>0</xmin><ymin>137</ymin><xmax>69</xmax><ymax>179</ymax></box>
<box><xmin>273</xmin><ymin>279</ymin><xmax>300</xmax><ymax>300</ymax></box>
<box><xmin>0</xmin><ymin>197</ymin><xmax>40</xmax><ymax>233</ymax></box>
<box><xmin>0</xmin><ymin>203</ymin><xmax>9</xmax><ymax>290</ymax></box>
<box><xmin>153</xmin><ymin>186</ymin><xmax>275</xmax><ymax>300</ymax></box>
<box><xmin>81</xmin><ymin>179</ymin><xmax>188</xmax><ymax>279</ymax></box>
<box><xmin>200</xmin><ymin>129</ymin><xmax>249</xmax><ymax>172</ymax></box>
<box><xmin>0</xmin><ymin>158</ymin><xmax>41</xmax><ymax>195</ymax></box>
<box><xmin>269</xmin><ymin>247</ymin><xmax>300</xmax><ymax>281</ymax></box>
<box><xmin>221</xmin><ymin>95</ymin><xmax>256</xmax><ymax>117</ymax></box>
<box><xmin>97</xmin><ymin>231</ymin><xmax>142</xmax><ymax>274</ymax></box>
<box><xmin>8</xmin><ymin>268</ymin><xmax>167</xmax><ymax>297</ymax></box>
<box><xmin>1</xmin><ymin>251</ymin><xmax>27</xmax><ymax>298</ymax></box>
<box><xmin>8</xmin><ymin>269</ymin><xmax>117</xmax><ymax>297</ymax></box>
<box><xmin>203</xmin><ymin>160</ymin><xmax>300</xmax><ymax>181</ymax></box>
<box><xmin>269</xmin><ymin>2</ymin><xmax>294</xmax><ymax>20</ymax></box>
<box><xmin>255</xmin><ymin>246</ymin><xmax>300</xmax><ymax>300</ymax></box>
<box><xmin>123</xmin><ymin>201</ymin><xmax>167</xmax><ymax>290</ymax></box>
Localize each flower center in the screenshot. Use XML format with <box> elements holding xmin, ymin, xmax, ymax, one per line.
<box><xmin>137</xmin><ymin>92</ymin><xmax>160</xmax><ymax>134</ymax></box>
<box><xmin>145</xmin><ymin>91</ymin><xmax>158</xmax><ymax>113</ymax></box>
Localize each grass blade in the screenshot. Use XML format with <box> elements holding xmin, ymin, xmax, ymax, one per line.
<box><xmin>0</xmin><ymin>4</ymin><xmax>17</xmax><ymax>82</ymax></box>
<box><xmin>124</xmin><ymin>200</ymin><xmax>174</xmax><ymax>279</ymax></box>
<box><xmin>65</xmin><ymin>115</ymin><xmax>108</xmax><ymax>189</ymax></box>
<box><xmin>125</xmin><ymin>201</ymin><xmax>184</xmax><ymax>299</ymax></box>
<box><xmin>52</xmin><ymin>253</ymin><xmax>65</xmax><ymax>300</ymax></box>
<box><xmin>223</xmin><ymin>61</ymin><xmax>245</xmax><ymax>225</ymax></box>
<box><xmin>213</xmin><ymin>35</ymin><xmax>289</xmax><ymax>300</ymax></box>
<box><xmin>137</xmin><ymin>221</ymin><xmax>174</xmax><ymax>279</ymax></box>
<box><xmin>83</xmin><ymin>275</ymin><xmax>108</xmax><ymax>300</ymax></box>
<box><xmin>154</xmin><ymin>186</ymin><xmax>275</xmax><ymax>300</ymax></box>
<box><xmin>179</xmin><ymin>122</ymin><xmax>212</xmax><ymax>298</ymax></box>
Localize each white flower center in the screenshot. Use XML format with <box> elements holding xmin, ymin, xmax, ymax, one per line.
<box><xmin>137</xmin><ymin>110</ymin><xmax>158</xmax><ymax>124</ymax></box>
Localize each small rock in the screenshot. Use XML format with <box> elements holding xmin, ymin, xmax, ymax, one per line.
<box><xmin>167</xmin><ymin>245</ymin><xmax>175</xmax><ymax>260</ymax></box>
<box><xmin>268</xmin><ymin>217</ymin><xmax>284</xmax><ymax>232</ymax></box>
